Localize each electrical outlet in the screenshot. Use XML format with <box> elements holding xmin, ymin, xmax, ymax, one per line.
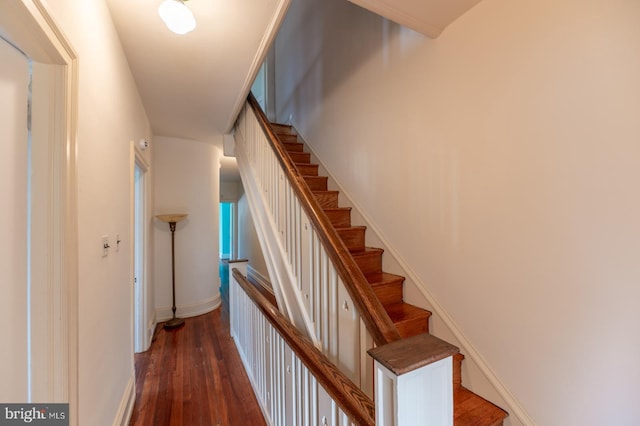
<box><xmin>102</xmin><ymin>235</ymin><xmax>109</xmax><ymax>257</ymax></box>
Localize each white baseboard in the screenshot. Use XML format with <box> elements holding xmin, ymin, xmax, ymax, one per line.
<box><xmin>155</xmin><ymin>295</ymin><xmax>221</xmax><ymax>322</ymax></box>
<box><xmin>113</xmin><ymin>376</ymin><xmax>135</xmax><ymax>426</ymax></box>
<box><xmin>146</xmin><ymin>318</ymin><xmax>157</xmax><ymax>350</ymax></box>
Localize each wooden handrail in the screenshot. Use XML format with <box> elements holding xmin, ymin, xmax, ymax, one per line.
<box><xmin>232</xmin><ymin>268</ymin><xmax>376</xmax><ymax>425</ymax></box>
<box><xmin>246</xmin><ymin>94</ymin><xmax>401</xmax><ymax>346</ymax></box>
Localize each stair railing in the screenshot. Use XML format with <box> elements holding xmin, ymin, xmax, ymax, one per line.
<box><xmin>230</xmin><ymin>267</ymin><xmax>375</xmax><ymax>426</ymax></box>
<box><xmin>234</xmin><ymin>94</ymin><xmax>401</xmax><ymax>390</ymax></box>
<box><xmin>234</xmin><ymin>95</ymin><xmax>460</xmax><ymax>425</ymax></box>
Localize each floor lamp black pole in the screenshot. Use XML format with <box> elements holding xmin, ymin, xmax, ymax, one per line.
<box><xmin>164</xmin><ymin>221</ymin><xmax>184</xmax><ymax>329</ymax></box>
<box><xmin>156</xmin><ymin>213</ymin><xmax>188</xmax><ymax>329</ymax></box>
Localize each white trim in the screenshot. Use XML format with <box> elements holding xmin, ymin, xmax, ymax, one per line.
<box><xmin>134</xmin><ymin>145</ymin><xmax>151</xmax><ymax>170</ymax></box>
<box><xmin>223</xmin><ymin>0</ymin><xmax>291</xmax><ymax>132</ymax></box>
<box><xmin>132</xmin><ymin>143</ymin><xmax>152</xmax><ymax>353</ymax></box>
<box><xmin>147</xmin><ymin>318</ymin><xmax>157</xmax><ymax>349</ymax></box>
<box><xmin>292</xmin><ymin>123</ymin><xmax>535</xmax><ymax>425</ymax></box>
<box><xmin>155</xmin><ymin>295</ymin><xmax>222</xmax><ymax>322</ymax></box>
<box><xmin>374</xmin><ymin>357</ymin><xmax>453</xmax><ymax>426</ymax></box>
<box><xmin>130</xmin><ymin>145</ymin><xmax>137</xmax><ymax>352</ymax></box>
<box><xmin>0</xmin><ymin>0</ymin><xmax>79</xmax><ymax>421</ymax></box>
<box><xmin>113</xmin><ymin>377</ymin><xmax>136</xmax><ymax>426</ymax></box>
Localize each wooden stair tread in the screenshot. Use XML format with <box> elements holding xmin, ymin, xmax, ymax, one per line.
<box><xmin>351</xmin><ymin>247</ymin><xmax>383</xmax><ymax>274</ymax></box>
<box><xmin>366</xmin><ymin>272</ymin><xmax>404</xmax><ymax>306</ymax></box>
<box><xmin>313</xmin><ymin>191</ymin><xmax>339</xmax><ymax>209</ymax></box>
<box><xmin>350</xmin><ymin>247</ymin><xmax>383</xmax><ymax>255</ymax></box>
<box><xmin>283</xmin><ymin>141</ymin><xmax>304</xmax><ymax>152</ymax></box>
<box><xmin>296</xmin><ymin>163</ymin><xmax>319</xmax><ymax>175</ymax></box>
<box><xmin>384</xmin><ymin>302</ymin><xmax>431</xmax><ymax>338</ymax></box>
<box><xmin>271</xmin><ymin>123</ymin><xmax>294</xmax><ymax>134</ymax></box>
<box><xmin>335</xmin><ymin>226</ymin><xmax>367</xmax><ymax>237</ymax></box>
<box><xmin>323</xmin><ymin>207</ymin><xmax>351</xmax><ymax>212</ymax></box>
<box><xmin>278</xmin><ymin>133</ymin><xmax>299</xmax><ymax>143</ymax></box>
<box><xmin>335</xmin><ymin>226</ymin><xmax>366</xmax><ymax>252</ymax></box>
<box><xmin>384</xmin><ymin>302</ymin><xmax>431</xmax><ymax>323</ymax></box>
<box><xmin>365</xmin><ymin>272</ymin><xmax>405</xmax><ymax>286</ymax></box>
<box><xmin>312</xmin><ymin>190</ymin><xmax>340</xmax><ymax>195</ymax></box>
<box><xmin>454</xmin><ymin>388</ymin><xmax>508</xmax><ymax>426</ymax></box>
<box><xmin>324</xmin><ymin>207</ymin><xmax>352</xmax><ymax>228</ymax></box>
<box><xmin>288</xmin><ymin>152</ymin><xmax>311</xmax><ymax>163</ymax></box>
<box><xmin>304</xmin><ymin>176</ymin><xmax>328</xmax><ymax>191</ymax></box>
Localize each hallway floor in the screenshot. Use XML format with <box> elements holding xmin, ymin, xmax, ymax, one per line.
<box><xmin>129</xmin><ymin>308</ymin><xmax>266</xmax><ymax>425</ymax></box>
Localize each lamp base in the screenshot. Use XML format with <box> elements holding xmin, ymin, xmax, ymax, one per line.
<box><xmin>164</xmin><ymin>317</ymin><xmax>185</xmax><ymax>330</ymax></box>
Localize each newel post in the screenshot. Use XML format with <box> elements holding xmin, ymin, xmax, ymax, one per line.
<box><xmin>368</xmin><ymin>333</ymin><xmax>459</xmax><ymax>426</ymax></box>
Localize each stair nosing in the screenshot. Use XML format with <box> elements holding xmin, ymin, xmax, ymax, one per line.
<box><xmin>350</xmin><ymin>247</ymin><xmax>384</xmax><ymax>255</ymax></box>
<box><xmin>335</xmin><ymin>225</ymin><xmax>367</xmax><ymax>231</ymax></box>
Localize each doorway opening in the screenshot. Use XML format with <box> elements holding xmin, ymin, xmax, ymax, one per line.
<box><xmin>219</xmin><ymin>201</ymin><xmax>236</xmax><ymax>311</ymax></box>
<box><xmin>219</xmin><ymin>202</ymin><xmax>235</xmax><ymax>260</ymax></box>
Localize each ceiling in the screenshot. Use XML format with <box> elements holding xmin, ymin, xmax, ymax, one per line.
<box><xmin>346</xmin><ymin>0</ymin><xmax>482</xmax><ymax>37</ymax></box>
<box><xmin>106</xmin><ymin>0</ymin><xmax>481</xmax><ymax>146</ymax></box>
<box><xmin>106</xmin><ymin>0</ymin><xmax>289</xmax><ymax>144</ymax></box>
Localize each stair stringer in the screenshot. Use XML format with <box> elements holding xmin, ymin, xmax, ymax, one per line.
<box><xmin>291</xmin><ymin>123</ymin><xmax>534</xmax><ymax>426</ymax></box>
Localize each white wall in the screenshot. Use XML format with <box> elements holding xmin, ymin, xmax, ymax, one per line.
<box><xmin>274</xmin><ymin>0</ymin><xmax>640</xmax><ymax>424</ymax></box>
<box><xmin>220</xmin><ymin>181</ymin><xmax>240</xmax><ymax>202</ymax></box>
<box><xmin>41</xmin><ymin>0</ymin><xmax>152</xmax><ymax>424</ymax></box>
<box><xmin>153</xmin><ymin>137</ymin><xmax>221</xmax><ymax>319</ymax></box>
<box><xmin>237</xmin><ymin>185</ymin><xmax>269</xmax><ymax>279</ymax></box>
<box><xmin>223</xmin><ymin>178</ymin><xmax>269</xmax><ymax>278</ymax></box>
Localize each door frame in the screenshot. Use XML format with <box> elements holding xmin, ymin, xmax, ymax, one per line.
<box><xmin>0</xmin><ymin>0</ymin><xmax>79</xmax><ymax>420</ymax></box>
<box><xmin>132</xmin><ymin>144</ymin><xmax>151</xmax><ymax>353</ymax></box>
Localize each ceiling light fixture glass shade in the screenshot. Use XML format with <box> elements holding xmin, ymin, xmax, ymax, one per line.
<box><xmin>158</xmin><ymin>0</ymin><xmax>196</xmax><ymax>35</ymax></box>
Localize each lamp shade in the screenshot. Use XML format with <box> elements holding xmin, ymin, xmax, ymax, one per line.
<box><xmin>156</xmin><ymin>214</ymin><xmax>188</xmax><ymax>223</ymax></box>
<box><xmin>158</xmin><ymin>0</ymin><xmax>196</xmax><ymax>35</ymax></box>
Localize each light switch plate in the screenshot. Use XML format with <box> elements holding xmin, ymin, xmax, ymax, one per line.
<box><xmin>102</xmin><ymin>235</ymin><xmax>109</xmax><ymax>257</ymax></box>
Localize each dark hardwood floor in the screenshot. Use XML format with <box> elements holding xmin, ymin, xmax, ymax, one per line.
<box><xmin>129</xmin><ymin>308</ymin><xmax>267</xmax><ymax>426</ymax></box>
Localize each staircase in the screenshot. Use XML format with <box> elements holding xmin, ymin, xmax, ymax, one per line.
<box><xmin>271</xmin><ymin>122</ymin><xmax>508</xmax><ymax>426</ymax></box>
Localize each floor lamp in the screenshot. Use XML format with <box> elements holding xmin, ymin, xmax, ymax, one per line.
<box><xmin>156</xmin><ymin>213</ymin><xmax>188</xmax><ymax>329</ymax></box>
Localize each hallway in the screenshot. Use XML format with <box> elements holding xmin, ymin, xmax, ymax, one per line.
<box><xmin>129</xmin><ymin>309</ymin><xmax>266</xmax><ymax>425</ymax></box>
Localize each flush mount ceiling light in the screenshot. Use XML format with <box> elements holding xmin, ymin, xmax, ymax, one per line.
<box><xmin>158</xmin><ymin>0</ymin><xmax>196</xmax><ymax>35</ymax></box>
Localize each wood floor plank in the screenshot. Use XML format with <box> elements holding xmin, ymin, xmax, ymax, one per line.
<box><xmin>129</xmin><ymin>308</ymin><xmax>266</xmax><ymax>426</ymax></box>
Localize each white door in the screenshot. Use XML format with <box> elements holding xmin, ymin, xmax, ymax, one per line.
<box><xmin>0</xmin><ymin>36</ymin><xmax>30</xmax><ymax>401</ymax></box>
